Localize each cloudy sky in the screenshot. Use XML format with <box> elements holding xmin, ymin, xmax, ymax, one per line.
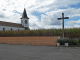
<box><xmin>0</xmin><ymin>0</ymin><xmax>80</xmax><ymax>30</ymax></box>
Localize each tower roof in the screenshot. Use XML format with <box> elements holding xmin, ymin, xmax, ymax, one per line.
<box><xmin>20</xmin><ymin>8</ymin><xmax>29</xmax><ymax>19</ymax></box>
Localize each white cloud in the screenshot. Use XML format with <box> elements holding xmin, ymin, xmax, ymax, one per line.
<box><xmin>66</xmin><ymin>19</ymin><xmax>80</xmax><ymax>25</ymax></box>
<box><xmin>0</xmin><ymin>0</ymin><xmax>80</xmax><ymax>30</ymax></box>
<box><xmin>74</xmin><ymin>25</ymin><xmax>80</xmax><ymax>28</ymax></box>
<box><xmin>65</xmin><ymin>19</ymin><xmax>80</xmax><ymax>29</ymax></box>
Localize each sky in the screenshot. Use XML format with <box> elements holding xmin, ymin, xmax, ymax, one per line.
<box><xmin>0</xmin><ymin>0</ymin><xmax>80</xmax><ymax>30</ymax></box>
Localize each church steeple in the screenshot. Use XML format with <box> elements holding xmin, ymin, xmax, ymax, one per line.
<box><xmin>20</xmin><ymin>8</ymin><xmax>29</xmax><ymax>19</ymax></box>
<box><xmin>20</xmin><ymin>8</ymin><xmax>29</xmax><ymax>30</ymax></box>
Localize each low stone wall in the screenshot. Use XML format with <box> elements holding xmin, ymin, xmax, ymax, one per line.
<box><xmin>0</xmin><ymin>36</ymin><xmax>60</xmax><ymax>46</ymax></box>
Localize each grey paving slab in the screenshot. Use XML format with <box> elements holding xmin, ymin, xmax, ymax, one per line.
<box><xmin>0</xmin><ymin>44</ymin><xmax>80</xmax><ymax>60</ymax></box>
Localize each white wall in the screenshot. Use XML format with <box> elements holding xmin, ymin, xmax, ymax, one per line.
<box><xmin>21</xmin><ymin>18</ymin><xmax>29</xmax><ymax>27</ymax></box>
<box><xmin>0</xmin><ymin>26</ymin><xmax>25</xmax><ymax>31</ymax></box>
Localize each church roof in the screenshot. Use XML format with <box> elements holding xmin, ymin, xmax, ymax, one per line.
<box><xmin>20</xmin><ymin>8</ymin><xmax>29</xmax><ymax>19</ymax></box>
<box><xmin>0</xmin><ymin>21</ymin><xmax>24</xmax><ymax>28</ymax></box>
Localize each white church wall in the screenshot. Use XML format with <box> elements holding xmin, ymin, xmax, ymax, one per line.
<box><xmin>0</xmin><ymin>26</ymin><xmax>25</xmax><ymax>31</ymax></box>
<box><xmin>24</xmin><ymin>24</ymin><xmax>29</xmax><ymax>27</ymax></box>
<box><xmin>21</xmin><ymin>18</ymin><xmax>29</xmax><ymax>27</ymax></box>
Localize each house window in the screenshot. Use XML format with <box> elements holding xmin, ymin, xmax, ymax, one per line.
<box><xmin>25</xmin><ymin>20</ymin><xmax>27</xmax><ymax>24</ymax></box>
<box><xmin>3</xmin><ymin>28</ymin><xmax>5</xmax><ymax>31</ymax></box>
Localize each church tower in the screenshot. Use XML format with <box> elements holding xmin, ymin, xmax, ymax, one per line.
<box><xmin>20</xmin><ymin>8</ymin><xmax>29</xmax><ymax>30</ymax></box>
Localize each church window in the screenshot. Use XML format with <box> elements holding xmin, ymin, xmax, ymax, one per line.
<box><xmin>25</xmin><ymin>20</ymin><xmax>27</xmax><ymax>24</ymax></box>
<box><xmin>3</xmin><ymin>28</ymin><xmax>5</xmax><ymax>31</ymax></box>
<box><xmin>11</xmin><ymin>28</ymin><xmax>12</xmax><ymax>30</ymax></box>
<box><xmin>18</xmin><ymin>29</ymin><xmax>19</xmax><ymax>31</ymax></box>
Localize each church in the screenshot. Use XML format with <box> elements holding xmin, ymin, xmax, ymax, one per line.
<box><xmin>0</xmin><ymin>8</ymin><xmax>29</xmax><ymax>31</ymax></box>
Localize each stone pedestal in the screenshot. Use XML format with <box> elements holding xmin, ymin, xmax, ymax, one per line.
<box><xmin>57</xmin><ymin>43</ymin><xmax>60</xmax><ymax>46</ymax></box>
<box><xmin>65</xmin><ymin>43</ymin><xmax>68</xmax><ymax>47</ymax></box>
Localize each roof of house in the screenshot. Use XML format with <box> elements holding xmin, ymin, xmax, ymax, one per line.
<box><xmin>20</xmin><ymin>8</ymin><xmax>29</xmax><ymax>19</ymax></box>
<box><xmin>0</xmin><ymin>21</ymin><xmax>24</xmax><ymax>28</ymax></box>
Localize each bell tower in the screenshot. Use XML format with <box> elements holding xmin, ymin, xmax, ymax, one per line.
<box><xmin>20</xmin><ymin>8</ymin><xmax>29</xmax><ymax>30</ymax></box>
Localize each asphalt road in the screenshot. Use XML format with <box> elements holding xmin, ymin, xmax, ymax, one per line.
<box><xmin>0</xmin><ymin>44</ymin><xmax>80</xmax><ymax>60</ymax></box>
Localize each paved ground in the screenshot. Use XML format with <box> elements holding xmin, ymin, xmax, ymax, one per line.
<box><xmin>0</xmin><ymin>44</ymin><xmax>80</xmax><ymax>60</ymax></box>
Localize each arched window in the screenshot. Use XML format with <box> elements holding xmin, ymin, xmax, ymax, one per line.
<box><xmin>18</xmin><ymin>29</ymin><xmax>19</xmax><ymax>31</ymax></box>
<box><xmin>11</xmin><ymin>28</ymin><xmax>12</xmax><ymax>30</ymax></box>
<box><xmin>3</xmin><ymin>28</ymin><xmax>5</xmax><ymax>31</ymax></box>
<box><xmin>25</xmin><ymin>20</ymin><xmax>27</xmax><ymax>24</ymax></box>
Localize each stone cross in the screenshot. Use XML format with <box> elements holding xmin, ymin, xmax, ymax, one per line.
<box><xmin>58</xmin><ymin>13</ymin><xmax>69</xmax><ymax>39</ymax></box>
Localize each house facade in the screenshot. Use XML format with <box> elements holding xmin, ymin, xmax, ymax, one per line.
<box><xmin>0</xmin><ymin>8</ymin><xmax>29</xmax><ymax>31</ymax></box>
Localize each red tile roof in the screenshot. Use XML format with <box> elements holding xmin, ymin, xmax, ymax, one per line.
<box><xmin>0</xmin><ymin>21</ymin><xmax>24</xmax><ymax>28</ymax></box>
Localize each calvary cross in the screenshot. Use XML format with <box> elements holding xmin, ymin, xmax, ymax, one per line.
<box><xmin>58</xmin><ymin>13</ymin><xmax>69</xmax><ymax>39</ymax></box>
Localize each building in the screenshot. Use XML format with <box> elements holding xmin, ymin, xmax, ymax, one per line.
<box><xmin>0</xmin><ymin>8</ymin><xmax>29</xmax><ymax>31</ymax></box>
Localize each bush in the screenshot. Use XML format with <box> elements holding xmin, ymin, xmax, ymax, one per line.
<box><xmin>57</xmin><ymin>38</ymin><xmax>68</xmax><ymax>45</ymax></box>
<box><xmin>69</xmin><ymin>39</ymin><xmax>79</xmax><ymax>45</ymax></box>
<box><xmin>78</xmin><ymin>38</ymin><xmax>80</xmax><ymax>44</ymax></box>
<box><xmin>57</xmin><ymin>38</ymin><xmax>79</xmax><ymax>45</ymax></box>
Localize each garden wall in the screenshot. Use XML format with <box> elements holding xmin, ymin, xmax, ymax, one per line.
<box><xmin>0</xmin><ymin>36</ymin><xmax>60</xmax><ymax>46</ymax></box>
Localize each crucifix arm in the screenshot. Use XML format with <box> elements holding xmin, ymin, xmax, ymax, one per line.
<box><xmin>58</xmin><ymin>17</ymin><xmax>69</xmax><ymax>20</ymax></box>
<box><xmin>57</xmin><ymin>18</ymin><xmax>62</xmax><ymax>20</ymax></box>
<box><xmin>64</xmin><ymin>17</ymin><xmax>69</xmax><ymax>19</ymax></box>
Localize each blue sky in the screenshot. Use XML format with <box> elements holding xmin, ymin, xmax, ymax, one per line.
<box><xmin>0</xmin><ymin>0</ymin><xmax>80</xmax><ymax>30</ymax></box>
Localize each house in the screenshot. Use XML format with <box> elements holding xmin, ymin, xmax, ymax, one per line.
<box><xmin>0</xmin><ymin>8</ymin><xmax>29</xmax><ymax>31</ymax></box>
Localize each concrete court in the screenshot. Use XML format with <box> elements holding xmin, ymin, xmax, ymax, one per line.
<box><xmin>0</xmin><ymin>44</ymin><xmax>80</xmax><ymax>60</ymax></box>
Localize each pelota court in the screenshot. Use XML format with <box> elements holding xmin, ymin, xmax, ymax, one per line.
<box><xmin>0</xmin><ymin>44</ymin><xmax>80</xmax><ymax>60</ymax></box>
